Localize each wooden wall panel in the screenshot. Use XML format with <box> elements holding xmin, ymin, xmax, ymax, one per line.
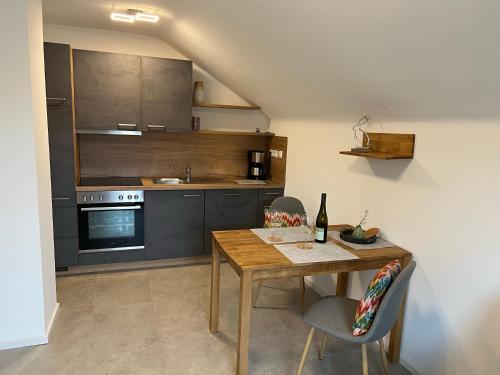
<box><xmin>79</xmin><ymin>133</ymin><xmax>286</xmax><ymax>179</ymax></box>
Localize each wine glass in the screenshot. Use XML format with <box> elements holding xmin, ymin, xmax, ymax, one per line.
<box><xmin>297</xmin><ymin>215</ymin><xmax>314</xmax><ymax>250</ymax></box>
<box><xmin>267</xmin><ymin>209</ymin><xmax>284</xmax><ymax>242</ymax></box>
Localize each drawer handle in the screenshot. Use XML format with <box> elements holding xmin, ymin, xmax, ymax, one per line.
<box><xmin>147</xmin><ymin>124</ymin><xmax>166</xmax><ymax>131</ymax></box>
<box><xmin>264</xmin><ymin>192</ymin><xmax>281</xmax><ymax>196</ymax></box>
<box><xmin>47</xmin><ymin>97</ymin><xmax>67</xmax><ymax>105</ymax></box>
<box><xmin>52</xmin><ymin>197</ymin><xmax>70</xmax><ymax>201</ymax></box>
<box><xmin>224</xmin><ymin>193</ymin><xmax>242</xmax><ymax>197</ymax></box>
<box><xmin>118</xmin><ymin>123</ymin><xmax>137</xmax><ymax>130</ymax></box>
<box><xmin>184</xmin><ymin>194</ymin><xmax>201</xmax><ymax>197</ymax></box>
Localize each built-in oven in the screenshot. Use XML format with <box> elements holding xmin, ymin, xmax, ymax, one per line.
<box><xmin>77</xmin><ymin>191</ymin><xmax>144</xmax><ymax>254</ymax></box>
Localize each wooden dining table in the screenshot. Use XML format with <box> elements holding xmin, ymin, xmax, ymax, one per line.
<box><xmin>209</xmin><ymin>225</ymin><xmax>413</xmax><ymax>375</ymax></box>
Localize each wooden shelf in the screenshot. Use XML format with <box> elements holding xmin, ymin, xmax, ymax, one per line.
<box><xmin>193</xmin><ymin>103</ymin><xmax>261</xmax><ymax>110</ymax></box>
<box><xmin>340</xmin><ymin>133</ymin><xmax>415</xmax><ymax>160</ymax></box>
<box><xmin>339</xmin><ymin>151</ymin><xmax>413</xmax><ymax>160</ymax></box>
<box><xmin>193</xmin><ymin>130</ymin><xmax>274</xmax><ymax>137</ymax></box>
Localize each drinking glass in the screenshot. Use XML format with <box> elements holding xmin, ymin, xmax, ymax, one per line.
<box><xmin>297</xmin><ymin>215</ymin><xmax>314</xmax><ymax>250</ymax></box>
<box><xmin>267</xmin><ymin>209</ymin><xmax>284</xmax><ymax>242</ymax></box>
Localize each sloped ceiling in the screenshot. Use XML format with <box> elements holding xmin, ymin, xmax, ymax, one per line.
<box><xmin>43</xmin><ymin>0</ymin><xmax>500</xmax><ymax>121</ymax></box>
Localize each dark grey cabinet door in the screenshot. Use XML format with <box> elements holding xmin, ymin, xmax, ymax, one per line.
<box><xmin>73</xmin><ymin>50</ymin><xmax>141</xmax><ymax>130</ymax></box>
<box><xmin>47</xmin><ymin>106</ymin><xmax>76</xmax><ymax>204</ymax></box>
<box><xmin>257</xmin><ymin>189</ymin><xmax>284</xmax><ymax>227</ymax></box>
<box><xmin>145</xmin><ymin>190</ymin><xmax>204</xmax><ymax>260</ymax></box>
<box><xmin>204</xmin><ymin>189</ymin><xmax>259</xmax><ymax>254</ymax></box>
<box><xmin>44</xmin><ymin>43</ymin><xmax>72</xmax><ymax>107</ymax></box>
<box><xmin>142</xmin><ymin>57</ymin><xmax>193</xmax><ymax>132</ymax></box>
<box><xmin>54</xmin><ymin>237</ymin><xmax>78</xmax><ymax>269</ymax></box>
<box><xmin>52</xmin><ymin>205</ymin><xmax>78</xmax><ymax>238</ymax></box>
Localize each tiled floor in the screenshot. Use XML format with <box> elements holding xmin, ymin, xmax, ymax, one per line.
<box><xmin>0</xmin><ymin>264</ymin><xmax>411</xmax><ymax>374</ymax></box>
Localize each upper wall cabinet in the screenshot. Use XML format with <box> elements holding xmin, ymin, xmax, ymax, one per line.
<box><xmin>141</xmin><ymin>57</ymin><xmax>193</xmax><ymax>132</ymax></box>
<box><xmin>73</xmin><ymin>50</ymin><xmax>142</xmax><ymax>131</ymax></box>
<box><xmin>44</xmin><ymin>43</ymin><xmax>72</xmax><ymax>107</ymax></box>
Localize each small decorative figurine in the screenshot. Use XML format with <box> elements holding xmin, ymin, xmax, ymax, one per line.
<box><xmin>352</xmin><ymin>210</ymin><xmax>369</xmax><ymax>239</ymax></box>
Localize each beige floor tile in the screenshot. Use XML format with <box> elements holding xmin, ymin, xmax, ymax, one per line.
<box><xmin>95</xmin><ymin>270</ymin><xmax>152</xmax><ymax>306</ymax></box>
<box><xmin>2</xmin><ymin>264</ymin><xmax>411</xmax><ymax>375</ymax></box>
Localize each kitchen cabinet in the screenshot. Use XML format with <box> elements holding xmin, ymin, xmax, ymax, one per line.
<box><xmin>44</xmin><ymin>43</ymin><xmax>72</xmax><ymax>107</ymax></box>
<box><xmin>47</xmin><ymin>106</ymin><xmax>76</xmax><ymax>203</ymax></box>
<box><xmin>73</xmin><ymin>49</ymin><xmax>141</xmax><ymax>131</ymax></box>
<box><xmin>44</xmin><ymin>42</ymin><xmax>78</xmax><ymax>269</ymax></box>
<box><xmin>204</xmin><ymin>189</ymin><xmax>259</xmax><ymax>254</ymax></box>
<box><xmin>142</xmin><ymin>57</ymin><xmax>193</xmax><ymax>132</ymax></box>
<box><xmin>145</xmin><ymin>190</ymin><xmax>205</xmax><ymax>259</ymax></box>
<box><xmin>257</xmin><ymin>188</ymin><xmax>284</xmax><ymax>227</ymax></box>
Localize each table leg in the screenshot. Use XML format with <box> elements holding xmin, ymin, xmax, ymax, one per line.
<box><xmin>388</xmin><ymin>255</ymin><xmax>411</xmax><ymax>362</ymax></box>
<box><xmin>237</xmin><ymin>270</ymin><xmax>252</xmax><ymax>375</ymax></box>
<box><xmin>210</xmin><ymin>239</ymin><xmax>221</xmax><ymax>333</ymax></box>
<box><xmin>336</xmin><ymin>272</ymin><xmax>349</xmax><ymax>296</ymax></box>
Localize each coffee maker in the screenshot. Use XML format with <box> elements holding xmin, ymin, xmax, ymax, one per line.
<box><xmin>247</xmin><ymin>150</ymin><xmax>266</xmax><ymax>180</ymax></box>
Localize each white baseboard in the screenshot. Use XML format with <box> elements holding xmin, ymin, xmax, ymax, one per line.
<box><xmin>0</xmin><ymin>302</ymin><xmax>59</xmax><ymax>351</ymax></box>
<box><xmin>400</xmin><ymin>357</ymin><xmax>422</xmax><ymax>375</ymax></box>
<box><xmin>0</xmin><ymin>335</ymin><xmax>48</xmax><ymax>351</ymax></box>
<box><xmin>46</xmin><ymin>302</ymin><xmax>60</xmax><ymax>338</ymax></box>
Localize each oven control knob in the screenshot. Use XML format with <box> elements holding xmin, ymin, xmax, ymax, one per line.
<box><xmin>127</xmin><ymin>195</ymin><xmax>133</xmax><ymax>200</ymax></box>
<box><xmin>83</xmin><ymin>195</ymin><xmax>87</xmax><ymax>202</ymax></box>
<box><xmin>90</xmin><ymin>196</ymin><xmax>94</xmax><ymax>202</ymax></box>
<box><xmin>99</xmin><ymin>195</ymin><xmax>103</xmax><ymax>201</ymax></box>
<box><xmin>118</xmin><ymin>195</ymin><xmax>124</xmax><ymax>200</ymax></box>
<box><xmin>134</xmin><ymin>195</ymin><xmax>139</xmax><ymax>199</ymax></box>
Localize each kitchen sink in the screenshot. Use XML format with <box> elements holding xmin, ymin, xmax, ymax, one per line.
<box><xmin>152</xmin><ymin>177</ymin><xmax>184</xmax><ymax>184</ymax></box>
<box><xmin>152</xmin><ymin>176</ymin><xmax>226</xmax><ymax>185</ymax></box>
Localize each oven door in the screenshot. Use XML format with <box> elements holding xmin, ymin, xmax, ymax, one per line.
<box><xmin>78</xmin><ymin>203</ymin><xmax>144</xmax><ymax>253</ymax></box>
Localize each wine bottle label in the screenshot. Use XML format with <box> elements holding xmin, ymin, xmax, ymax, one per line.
<box><xmin>315</xmin><ymin>227</ymin><xmax>325</xmax><ymax>241</ymax></box>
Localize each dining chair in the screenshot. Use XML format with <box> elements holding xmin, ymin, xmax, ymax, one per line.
<box><xmin>253</xmin><ymin>196</ymin><xmax>307</xmax><ymax>312</ymax></box>
<box><xmin>296</xmin><ymin>261</ymin><xmax>416</xmax><ymax>375</ymax></box>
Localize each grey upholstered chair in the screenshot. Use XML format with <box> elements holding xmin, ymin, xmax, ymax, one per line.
<box><xmin>253</xmin><ymin>196</ymin><xmax>307</xmax><ymax>311</ymax></box>
<box><xmin>296</xmin><ymin>261</ymin><xmax>416</xmax><ymax>375</ymax></box>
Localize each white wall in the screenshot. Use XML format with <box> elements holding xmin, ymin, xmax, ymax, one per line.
<box><xmin>0</xmin><ymin>0</ymin><xmax>58</xmax><ymax>350</ymax></box>
<box><xmin>271</xmin><ymin>119</ymin><xmax>500</xmax><ymax>375</ymax></box>
<box><xmin>43</xmin><ymin>24</ymin><xmax>269</xmax><ymax>132</ymax></box>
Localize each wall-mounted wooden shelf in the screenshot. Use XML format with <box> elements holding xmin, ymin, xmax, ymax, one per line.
<box><xmin>192</xmin><ymin>103</ymin><xmax>261</xmax><ymax>110</ymax></box>
<box><xmin>193</xmin><ymin>130</ymin><xmax>274</xmax><ymax>137</ymax></box>
<box><xmin>340</xmin><ymin>133</ymin><xmax>415</xmax><ymax>160</ymax></box>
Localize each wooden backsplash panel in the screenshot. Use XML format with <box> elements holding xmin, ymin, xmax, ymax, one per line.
<box><xmin>79</xmin><ymin>132</ymin><xmax>274</xmax><ymax>178</ymax></box>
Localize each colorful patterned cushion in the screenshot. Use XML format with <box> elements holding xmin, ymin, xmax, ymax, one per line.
<box><xmin>263</xmin><ymin>209</ymin><xmax>304</xmax><ymax>228</ymax></box>
<box><xmin>352</xmin><ymin>259</ymin><xmax>401</xmax><ymax>336</ymax></box>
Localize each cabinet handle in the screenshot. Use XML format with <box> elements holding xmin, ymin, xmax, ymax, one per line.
<box><xmin>224</xmin><ymin>193</ymin><xmax>242</xmax><ymax>197</ymax></box>
<box><xmin>147</xmin><ymin>124</ymin><xmax>166</xmax><ymax>131</ymax></box>
<box><xmin>52</xmin><ymin>197</ymin><xmax>70</xmax><ymax>201</ymax></box>
<box><xmin>264</xmin><ymin>192</ymin><xmax>281</xmax><ymax>196</ymax></box>
<box><xmin>183</xmin><ymin>194</ymin><xmax>201</xmax><ymax>197</ymax></box>
<box><xmin>117</xmin><ymin>123</ymin><xmax>137</xmax><ymax>130</ymax></box>
<box><xmin>47</xmin><ymin>97</ymin><xmax>67</xmax><ymax>105</ymax></box>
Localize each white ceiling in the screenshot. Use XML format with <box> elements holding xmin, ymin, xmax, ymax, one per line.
<box><xmin>43</xmin><ymin>0</ymin><xmax>500</xmax><ymax>121</ymax></box>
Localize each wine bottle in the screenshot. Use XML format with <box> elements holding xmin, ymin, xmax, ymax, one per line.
<box><xmin>315</xmin><ymin>193</ymin><xmax>328</xmax><ymax>243</ymax></box>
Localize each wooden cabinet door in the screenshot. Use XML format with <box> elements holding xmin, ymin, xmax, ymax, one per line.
<box><xmin>73</xmin><ymin>50</ymin><xmax>141</xmax><ymax>130</ymax></box>
<box><xmin>204</xmin><ymin>189</ymin><xmax>259</xmax><ymax>254</ymax></box>
<box><xmin>142</xmin><ymin>57</ymin><xmax>192</xmax><ymax>133</ymax></box>
<box><xmin>44</xmin><ymin>43</ymin><xmax>72</xmax><ymax>107</ymax></box>
<box><xmin>145</xmin><ymin>190</ymin><xmax>204</xmax><ymax>260</ymax></box>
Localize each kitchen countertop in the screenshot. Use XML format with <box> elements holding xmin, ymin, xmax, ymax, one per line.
<box><xmin>75</xmin><ymin>176</ymin><xmax>284</xmax><ymax>192</ymax></box>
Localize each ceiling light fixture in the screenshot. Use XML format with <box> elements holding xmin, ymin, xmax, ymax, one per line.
<box><xmin>135</xmin><ymin>12</ymin><xmax>159</xmax><ymax>23</ymax></box>
<box><xmin>110</xmin><ymin>12</ymin><xmax>135</xmax><ymax>23</ymax></box>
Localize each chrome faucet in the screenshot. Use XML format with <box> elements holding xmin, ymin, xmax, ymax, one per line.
<box><xmin>170</xmin><ymin>164</ymin><xmax>192</xmax><ymax>183</ymax></box>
